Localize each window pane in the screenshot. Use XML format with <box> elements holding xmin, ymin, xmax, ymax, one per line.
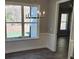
<box><xmin>60</xmin><ymin>22</ymin><xmax>67</xmax><ymax>30</ymax></box>
<box><xmin>61</xmin><ymin>14</ymin><xmax>68</xmax><ymax>22</ymax></box>
<box><xmin>60</xmin><ymin>13</ymin><xmax>68</xmax><ymax>30</ymax></box>
<box><xmin>24</xmin><ymin>23</ymin><xmax>38</xmax><ymax>38</ymax></box>
<box><xmin>24</xmin><ymin>6</ymin><xmax>30</xmax><ymax>22</ymax></box>
<box><xmin>24</xmin><ymin>24</ymin><xmax>30</xmax><ymax>37</ymax></box>
<box><xmin>30</xmin><ymin>19</ymin><xmax>38</xmax><ymax>22</ymax></box>
<box><xmin>6</xmin><ymin>23</ymin><xmax>22</xmax><ymax>38</ymax></box>
<box><xmin>31</xmin><ymin>6</ymin><xmax>38</xmax><ymax>17</ymax></box>
<box><xmin>30</xmin><ymin>23</ymin><xmax>38</xmax><ymax>38</ymax></box>
<box><xmin>5</xmin><ymin>5</ymin><xmax>21</xmax><ymax>22</ymax></box>
<box><xmin>24</xmin><ymin>18</ymin><xmax>31</xmax><ymax>22</ymax></box>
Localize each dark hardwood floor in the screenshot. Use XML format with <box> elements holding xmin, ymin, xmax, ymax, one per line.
<box><xmin>6</xmin><ymin>37</ymin><xmax>68</xmax><ymax>59</ymax></box>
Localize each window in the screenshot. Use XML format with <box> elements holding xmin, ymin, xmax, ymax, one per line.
<box><xmin>60</xmin><ymin>14</ymin><xmax>68</xmax><ymax>30</ymax></box>
<box><xmin>5</xmin><ymin>4</ymin><xmax>40</xmax><ymax>40</ymax></box>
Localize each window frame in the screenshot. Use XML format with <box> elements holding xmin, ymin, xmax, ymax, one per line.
<box><xmin>5</xmin><ymin>2</ymin><xmax>40</xmax><ymax>41</ymax></box>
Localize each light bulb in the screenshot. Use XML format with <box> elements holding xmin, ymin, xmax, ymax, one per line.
<box><xmin>43</xmin><ymin>11</ymin><xmax>45</xmax><ymax>15</ymax></box>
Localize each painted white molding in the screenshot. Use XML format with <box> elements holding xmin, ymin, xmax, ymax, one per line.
<box><xmin>68</xmin><ymin>40</ymin><xmax>74</xmax><ymax>59</ymax></box>
<box><xmin>47</xmin><ymin>34</ymin><xmax>57</xmax><ymax>52</ymax></box>
<box><xmin>5</xmin><ymin>33</ymin><xmax>48</xmax><ymax>53</ymax></box>
<box><xmin>68</xmin><ymin>11</ymin><xmax>74</xmax><ymax>59</ymax></box>
<box><xmin>54</xmin><ymin>0</ymin><xmax>70</xmax><ymax>38</ymax></box>
<box><xmin>54</xmin><ymin>0</ymin><xmax>70</xmax><ymax>35</ymax></box>
<box><xmin>5</xmin><ymin>33</ymin><xmax>57</xmax><ymax>53</ymax></box>
<box><xmin>57</xmin><ymin>0</ymin><xmax>70</xmax><ymax>3</ymax></box>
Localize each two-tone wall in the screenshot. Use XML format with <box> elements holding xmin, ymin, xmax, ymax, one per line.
<box><xmin>6</xmin><ymin>0</ymin><xmax>69</xmax><ymax>53</ymax></box>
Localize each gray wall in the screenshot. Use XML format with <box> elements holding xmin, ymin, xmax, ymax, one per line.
<box><xmin>48</xmin><ymin>0</ymin><xmax>57</xmax><ymax>34</ymax></box>
<box><xmin>5</xmin><ymin>0</ymin><xmax>50</xmax><ymax>53</ymax></box>
<box><xmin>5</xmin><ymin>0</ymin><xmax>70</xmax><ymax>53</ymax></box>
<box><xmin>6</xmin><ymin>0</ymin><xmax>49</xmax><ymax>33</ymax></box>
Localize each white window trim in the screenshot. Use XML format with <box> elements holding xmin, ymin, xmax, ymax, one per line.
<box><xmin>5</xmin><ymin>2</ymin><xmax>40</xmax><ymax>41</ymax></box>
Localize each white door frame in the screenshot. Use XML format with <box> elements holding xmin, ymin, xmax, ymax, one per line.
<box><xmin>54</xmin><ymin>0</ymin><xmax>70</xmax><ymax>58</ymax></box>
<box><xmin>68</xmin><ymin>10</ymin><xmax>74</xmax><ymax>59</ymax></box>
<box><xmin>54</xmin><ymin>0</ymin><xmax>70</xmax><ymax>38</ymax></box>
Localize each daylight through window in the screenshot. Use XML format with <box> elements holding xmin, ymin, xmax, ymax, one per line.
<box><xmin>5</xmin><ymin>4</ymin><xmax>40</xmax><ymax>40</ymax></box>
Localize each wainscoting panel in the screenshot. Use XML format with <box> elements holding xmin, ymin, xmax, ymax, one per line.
<box><xmin>5</xmin><ymin>33</ymin><xmax>56</xmax><ymax>53</ymax></box>
<box><xmin>47</xmin><ymin>34</ymin><xmax>57</xmax><ymax>52</ymax></box>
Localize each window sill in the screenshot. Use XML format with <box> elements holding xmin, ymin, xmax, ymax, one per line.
<box><xmin>5</xmin><ymin>37</ymin><xmax>39</xmax><ymax>42</ymax></box>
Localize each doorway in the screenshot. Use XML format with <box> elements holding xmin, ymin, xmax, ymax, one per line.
<box><xmin>56</xmin><ymin>0</ymin><xmax>73</xmax><ymax>56</ymax></box>
<box><xmin>57</xmin><ymin>1</ymin><xmax>72</xmax><ymax>38</ymax></box>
